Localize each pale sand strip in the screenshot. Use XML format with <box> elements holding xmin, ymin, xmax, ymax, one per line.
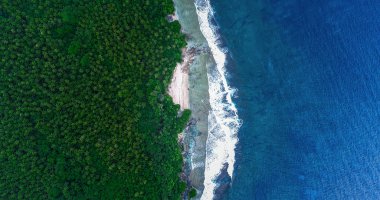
<box><xmin>168</xmin><ymin>48</ymin><xmax>195</xmax><ymax>110</ymax></box>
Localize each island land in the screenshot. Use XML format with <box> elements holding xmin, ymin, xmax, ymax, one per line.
<box><xmin>0</xmin><ymin>0</ymin><xmax>191</xmax><ymax>199</ymax></box>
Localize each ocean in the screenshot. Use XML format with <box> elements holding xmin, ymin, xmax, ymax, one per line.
<box><xmin>194</xmin><ymin>0</ymin><xmax>380</xmax><ymax>199</ymax></box>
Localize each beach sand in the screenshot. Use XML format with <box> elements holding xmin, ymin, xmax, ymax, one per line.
<box><xmin>168</xmin><ymin>48</ymin><xmax>194</xmax><ymax>110</ymax></box>
<box><xmin>171</xmin><ymin>0</ymin><xmax>214</xmax><ymax>199</ymax></box>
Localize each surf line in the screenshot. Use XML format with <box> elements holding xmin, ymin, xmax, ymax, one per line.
<box><xmin>194</xmin><ymin>0</ymin><xmax>242</xmax><ymax>199</ymax></box>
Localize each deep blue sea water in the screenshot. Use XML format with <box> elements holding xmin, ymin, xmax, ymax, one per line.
<box><xmin>210</xmin><ymin>0</ymin><xmax>380</xmax><ymax>199</ymax></box>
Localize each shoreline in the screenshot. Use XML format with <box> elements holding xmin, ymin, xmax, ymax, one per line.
<box><xmin>171</xmin><ymin>0</ymin><xmax>242</xmax><ymax>199</ymax></box>
<box><xmin>170</xmin><ymin>0</ymin><xmax>213</xmax><ymax>198</ymax></box>
<box><xmin>168</xmin><ymin>48</ymin><xmax>195</xmax><ymax>110</ymax></box>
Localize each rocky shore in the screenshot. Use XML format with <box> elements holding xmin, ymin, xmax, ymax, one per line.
<box><xmin>170</xmin><ymin>0</ymin><xmax>215</xmax><ymax>198</ymax></box>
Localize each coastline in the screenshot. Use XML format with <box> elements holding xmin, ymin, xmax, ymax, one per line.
<box><xmin>171</xmin><ymin>0</ymin><xmax>213</xmax><ymax>199</ymax></box>
<box><xmin>171</xmin><ymin>0</ymin><xmax>241</xmax><ymax>199</ymax></box>
<box><xmin>168</xmin><ymin>48</ymin><xmax>195</xmax><ymax>110</ymax></box>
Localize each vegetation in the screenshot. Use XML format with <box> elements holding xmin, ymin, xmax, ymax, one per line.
<box><xmin>0</xmin><ymin>0</ymin><xmax>189</xmax><ymax>199</ymax></box>
<box><xmin>189</xmin><ymin>188</ymin><xmax>197</xmax><ymax>199</ymax></box>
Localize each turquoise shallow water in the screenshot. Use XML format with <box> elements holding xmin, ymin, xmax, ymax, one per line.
<box><xmin>209</xmin><ymin>0</ymin><xmax>380</xmax><ymax>199</ymax></box>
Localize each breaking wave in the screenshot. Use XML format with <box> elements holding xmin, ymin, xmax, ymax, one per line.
<box><xmin>194</xmin><ymin>0</ymin><xmax>241</xmax><ymax>199</ymax></box>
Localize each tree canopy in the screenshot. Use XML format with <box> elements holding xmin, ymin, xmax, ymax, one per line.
<box><xmin>0</xmin><ymin>0</ymin><xmax>189</xmax><ymax>199</ymax></box>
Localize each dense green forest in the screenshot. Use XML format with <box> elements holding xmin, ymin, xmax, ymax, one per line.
<box><xmin>0</xmin><ymin>0</ymin><xmax>190</xmax><ymax>199</ymax></box>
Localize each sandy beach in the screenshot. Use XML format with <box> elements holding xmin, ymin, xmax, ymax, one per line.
<box><xmin>171</xmin><ymin>0</ymin><xmax>216</xmax><ymax>199</ymax></box>
<box><xmin>171</xmin><ymin>0</ymin><xmax>213</xmax><ymax>198</ymax></box>
<box><xmin>168</xmin><ymin>48</ymin><xmax>194</xmax><ymax>110</ymax></box>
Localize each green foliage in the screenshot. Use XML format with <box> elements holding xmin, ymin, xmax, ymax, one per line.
<box><xmin>0</xmin><ymin>0</ymin><xmax>188</xmax><ymax>199</ymax></box>
<box><xmin>80</xmin><ymin>54</ymin><xmax>90</xmax><ymax>66</ymax></box>
<box><xmin>60</xmin><ymin>7</ymin><xmax>78</xmax><ymax>24</ymax></box>
<box><xmin>189</xmin><ymin>188</ymin><xmax>197</xmax><ymax>199</ymax></box>
<box><xmin>67</xmin><ymin>40</ymin><xmax>81</xmax><ymax>55</ymax></box>
<box><xmin>55</xmin><ymin>24</ymin><xmax>75</xmax><ymax>38</ymax></box>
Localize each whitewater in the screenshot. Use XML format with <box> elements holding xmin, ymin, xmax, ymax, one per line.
<box><xmin>194</xmin><ymin>0</ymin><xmax>241</xmax><ymax>199</ymax></box>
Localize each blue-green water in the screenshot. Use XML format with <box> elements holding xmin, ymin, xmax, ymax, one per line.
<box><xmin>207</xmin><ymin>0</ymin><xmax>380</xmax><ymax>199</ymax></box>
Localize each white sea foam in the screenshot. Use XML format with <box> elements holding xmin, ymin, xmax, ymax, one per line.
<box><xmin>194</xmin><ymin>1</ymin><xmax>241</xmax><ymax>199</ymax></box>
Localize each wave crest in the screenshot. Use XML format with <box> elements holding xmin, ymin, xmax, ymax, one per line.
<box><xmin>194</xmin><ymin>0</ymin><xmax>241</xmax><ymax>199</ymax></box>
